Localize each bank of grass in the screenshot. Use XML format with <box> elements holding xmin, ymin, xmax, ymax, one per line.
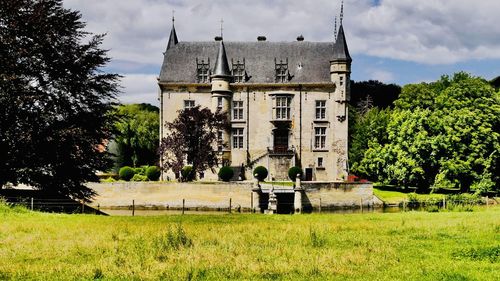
<box><xmin>0</xmin><ymin>203</ymin><xmax>499</xmax><ymax>280</ymax></box>
<box><xmin>374</xmin><ymin>187</ymin><xmax>447</xmax><ymax>205</ymax></box>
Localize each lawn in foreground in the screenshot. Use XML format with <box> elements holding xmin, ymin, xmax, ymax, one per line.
<box><xmin>0</xmin><ymin>204</ymin><xmax>499</xmax><ymax>280</ymax></box>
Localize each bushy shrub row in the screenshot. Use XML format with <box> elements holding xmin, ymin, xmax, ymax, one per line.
<box><xmin>117</xmin><ymin>165</ymin><xmax>161</xmax><ymax>182</ymax></box>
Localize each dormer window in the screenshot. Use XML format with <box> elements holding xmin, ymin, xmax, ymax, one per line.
<box><xmin>196</xmin><ymin>58</ymin><xmax>210</xmax><ymax>83</ymax></box>
<box><xmin>232</xmin><ymin>58</ymin><xmax>248</xmax><ymax>83</ymax></box>
<box><xmin>275</xmin><ymin>58</ymin><xmax>294</xmax><ymax>83</ymax></box>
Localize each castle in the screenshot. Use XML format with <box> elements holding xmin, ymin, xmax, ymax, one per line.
<box><xmin>158</xmin><ymin>11</ymin><xmax>351</xmax><ymax>182</ymax></box>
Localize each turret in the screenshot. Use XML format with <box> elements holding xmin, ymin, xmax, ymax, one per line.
<box><xmin>211</xmin><ymin>39</ymin><xmax>233</xmax><ymax>94</ymax></box>
<box><xmin>165</xmin><ymin>16</ymin><xmax>178</xmax><ymax>52</ymax></box>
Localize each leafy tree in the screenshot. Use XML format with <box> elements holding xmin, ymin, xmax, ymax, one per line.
<box><xmin>112</xmin><ymin>103</ymin><xmax>159</xmax><ymax>169</ymax></box>
<box><xmin>0</xmin><ymin>0</ymin><xmax>119</xmax><ymax>200</ymax></box>
<box><xmin>357</xmin><ymin>73</ymin><xmax>499</xmax><ymax>193</ymax></box>
<box><xmin>159</xmin><ymin>106</ymin><xmax>229</xmax><ymax>181</ymax></box>
<box><xmin>349</xmin><ymin>107</ymin><xmax>391</xmax><ymax>171</ymax></box>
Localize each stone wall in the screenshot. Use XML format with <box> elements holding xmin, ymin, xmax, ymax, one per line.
<box><xmin>88</xmin><ymin>182</ymin><xmax>254</xmax><ymax>209</ymax></box>
<box><xmin>88</xmin><ymin>181</ymin><xmax>375</xmax><ymax>211</ymax></box>
<box><xmin>301</xmin><ymin>182</ymin><xmax>375</xmax><ymax>209</ymax></box>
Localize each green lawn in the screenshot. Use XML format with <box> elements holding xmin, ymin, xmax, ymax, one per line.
<box><xmin>373</xmin><ymin>187</ymin><xmax>446</xmax><ymax>205</ymax></box>
<box><xmin>0</xmin><ymin>203</ymin><xmax>499</xmax><ymax>280</ymax></box>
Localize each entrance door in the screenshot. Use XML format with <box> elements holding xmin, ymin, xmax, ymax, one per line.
<box><xmin>273</xmin><ymin>129</ymin><xmax>288</xmax><ymax>153</ymax></box>
<box><xmin>305</xmin><ymin>168</ymin><xmax>313</xmax><ymax>181</ymax></box>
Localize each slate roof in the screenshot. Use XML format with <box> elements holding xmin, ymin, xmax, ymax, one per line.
<box><xmin>212</xmin><ymin>40</ymin><xmax>232</xmax><ymax>79</ymax></box>
<box><xmin>332</xmin><ymin>25</ymin><xmax>351</xmax><ymax>63</ymax></box>
<box><xmin>159</xmin><ymin>41</ymin><xmax>335</xmax><ymax>84</ymax></box>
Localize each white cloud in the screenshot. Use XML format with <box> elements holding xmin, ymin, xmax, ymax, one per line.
<box><xmin>118</xmin><ymin>74</ymin><xmax>159</xmax><ymax>105</ymax></box>
<box><xmin>369</xmin><ymin>70</ymin><xmax>395</xmax><ymax>82</ymax></box>
<box><xmin>62</xmin><ymin>0</ymin><xmax>500</xmax><ymax>102</ymax></box>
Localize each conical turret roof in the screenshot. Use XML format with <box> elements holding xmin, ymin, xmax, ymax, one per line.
<box><xmin>212</xmin><ymin>40</ymin><xmax>232</xmax><ymax>79</ymax></box>
<box><xmin>332</xmin><ymin>24</ymin><xmax>351</xmax><ymax>63</ymax></box>
<box><xmin>166</xmin><ymin>23</ymin><xmax>178</xmax><ymax>51</ymax></box>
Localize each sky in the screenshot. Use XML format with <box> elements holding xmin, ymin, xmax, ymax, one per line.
<box><xmin>64</xmin><ymin>0</ymin><xmax>500</xmax><ymax>106</ymax></box>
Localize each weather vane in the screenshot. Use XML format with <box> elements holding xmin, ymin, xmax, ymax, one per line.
<box><xmin>220</xmin><ymin>18</ymin><xmax>224</xmax><ymax>38</ymax></box>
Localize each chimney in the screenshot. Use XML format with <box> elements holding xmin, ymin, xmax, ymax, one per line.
<box><xmin>257</xmin><ymin>36</ymin><xmax>266</xmax><ymax>41</ymax></box>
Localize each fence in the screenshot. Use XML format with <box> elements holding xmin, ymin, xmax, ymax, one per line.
<box><xmin>2</xmin><ymin>195</ymin><xmax>495</xmax><ymax>216</ymax></box>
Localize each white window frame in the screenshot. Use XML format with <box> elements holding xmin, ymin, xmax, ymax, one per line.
<box><xmin>314</xmin><ymin>127</ymin><xmax>327</xmax><ymax>149</ymax></box>
<box><xmin>184</xmin><ymin>100</ymin><xmax>195</xmax><ymax>109</ymax></box>
<box><xmin>274</xmin><ymin>96</ymin><xmax>291</xmax><ymax>120</ymax></box>
<box><xmin>315</xmin><ymin>100</ymin><xmax>326</xmax><ymax>120</ymax></box>
<box><xmin>232</xmin><ymin>101</ymin><xmax>244</xmax><ymax>120</ymax></box>
<box><xmin>232</xmin><ymin>128</ymin><xmax>244</xmax><ymax>149</ymax></box>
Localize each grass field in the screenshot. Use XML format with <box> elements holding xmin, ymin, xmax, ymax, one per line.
<box><xmin>1</xmin><ymin>203</ymin><xmax>499</xmax><ymax>280</ymax></box>
<box><xmin>373</xmin><ymin>188</ymin><xmax>446</xmax><ymax>205</ymax></box>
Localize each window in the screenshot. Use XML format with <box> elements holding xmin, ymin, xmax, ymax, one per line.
<box><xmin>232</xmin><ymin>58</ymin><xmax>246</xmax><ymax>83</ymax></box>
<box><xmin>196</xmin><ymin>58</ymin><xmax>210</xmax><ymax>83</ymax></box>
<box><xmin>275</xmin><ymin>58</ymin><xmax>289</xmax><ymax>83</ymax></box>
<box><xmin>232</xmin><ymin>128</ymin><xmax>244</xmax><ymax>149</ymax></box>
<box><xmin>339</xmin><ymin>76</ymin><xmax>344</xmax><ymax>86</ymax></box>
<box><xmin>217</xmin><ymin>97</ymin><xmax>223</xmax><ymax>111</ymax></box>
<box><xmin>314</xmin><ymin>127</ymin><xmax>326</xmax><ymax>149</ymax></box>
<box><xmin>274</xmin><ymin>96</ymin><xmax>291</xmax><ymax>120</ymax></box>
<box><xmin>318</xmin><ymin>157</ymin><xmax>324</xmax><ymax>167</ymax></box>
<box><xmin>315</xmin><ymin>100</ymin><xmax>326</xmax><ymax>120</ymax></box>
<box><xmin>217</xmin><ymin>131</ymin><xmax>223</xmax><ymax>142</ymax></box>
<box><xmin>217</xmin><ymin>130</ymin><xmax>223</xmax><ymax>152</ymax></box>
<box><xmin>232</xmin><ymin>101</ymin><xmax>244</xmax><ymax>120</ymax></box>
<box><xmin>184</xmin><ymin>100</ymin><xmax>195</xmax><ymax>109</ymax></box>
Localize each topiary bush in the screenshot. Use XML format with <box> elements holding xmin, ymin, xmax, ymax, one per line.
<box><xmin>218</xmin><ymin>166</ymin><xmax>234</xmax><ymax>182</ymax></box>
<box><xmin>146</xmin><ymin>166</ymin><xmax>161</xmax><ymax>181</ymax></box>
<box><xmin>288</xmin><ymin>166</ymin><xmax>303</xmax><ymax>181</ymax></box>
<box><xmin>134</xmin><ymin>166</ymin><xmax>147</xmax><ymax>176</ymax></box>
<box><xmin>253</xmin><ymin>166</ymin><xmax>268</xmax><ymax>181</ymax></box>
<box><xmin>119</xmin><ymin>166</ymin><xmax>135</xmax><ymax>181</ymax></box>
<box><xmin>181</xmin><ymin>166</ymin><xmax>194</xmax><ymax>181</ymax></box>
<box><xmin>131</xmin><ymin>173</ymin><xmax>148</xmax><ymax>182</ymax></box>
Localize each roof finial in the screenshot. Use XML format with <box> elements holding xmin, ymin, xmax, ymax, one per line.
<box><xmin>172</xmin><ymin>10</ymin><xmax>175</xmax><ymax>25</ymax></box>
<box><xmin>340</xmin><ymin>0</ymin><xmax>344</xmax><ymax>25</ymax></box>
<box><xmin>220</xmin><ymin>18</ymin><xmax>224</xmax><ymax>38</ymax></box>
<box><xmin>334</xmin><ymin>16</ymin><xmax>338</xmax><ymax>41</ymax></box>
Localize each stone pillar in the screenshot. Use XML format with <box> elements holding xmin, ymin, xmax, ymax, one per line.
<box><xmin>267</xmin><ymin>189</ymin><xmax>277</xmax><ymax>214</ymax></box>
<box><xmin>294</xmin><ymin>177</ymin><xmax>302</xmax><ymax>213</ymax></box>
<box><xmin>252</xmin><ymin>177</ymin><xmax>261</xmax><ymax>213</ymax></box>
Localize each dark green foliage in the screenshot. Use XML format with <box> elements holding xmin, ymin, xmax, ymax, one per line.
<box><xmin>253</xmin><ymin>166</ymin><xmax>268</xmax><ymax>181</ymax></box>
<box><xmin>181</xmin><ymin>166</ymin><xmax>193</xmax><ymax>182</ymax></box>
<box><xmin>0</xmin><ymin>0</ymin><xmax>119</xmax><ymax>201</ymax></box>
<box><xmin>146</xmin><ymin>166</ymin><xmax>161</xmax><ymax>181</ymax></box>
<box><xmin>159</xmin><ymin>106</ymin><xmax>229</xmax><ymax>181</ymax></box>
<box><xmin>356</xmin><ymin>73</ymin><xmax>500</xmax><ymax>193</ymax></box>
<box><xmin>288</xmin><ymin>166</ymin><xmax>303</xmax><ymax>181</ymax></box>
<box><xmin>119</xmin><ymin>166</ymin><xmax>135</xmax><ymax>181</ymax></box>
<box><xmin>112</xmin><ymin>104</ymin><xmax>159</xmax><ymax>170</ymax></box>
<box><xmin>351</xmin><ymin>80</ymin><xmax>401</xmax><ymax>109</ymax></box>
<box><xmin>218</xmin><ymin>166</ymin><xmax>234</xmax><ymax>182</ymax></box>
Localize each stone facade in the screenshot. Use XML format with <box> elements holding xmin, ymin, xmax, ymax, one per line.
<box><xmin>158</xmin><ymin>20</ymin><xmax>352</xmax><ymax>182</ymax></box>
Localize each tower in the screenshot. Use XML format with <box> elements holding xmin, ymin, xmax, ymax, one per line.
<box><xmin>211</xmin><ymin>37</ymin><xmax>233</xmax><ymax>163</ymax></box>
<box><xmin>330</xmin><ymin>6</ymin><xmax>352</xmax><ymax>181</ymax></box>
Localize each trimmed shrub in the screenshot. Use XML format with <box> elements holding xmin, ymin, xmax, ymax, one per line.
<box><xmin>218</xmin><ymin>166</ymin><xmax>234</xmax><ymax>182</ymax></box>
<box><xmin>119</xmin><ymin>166</ymin><xmax>135</xmax><ymax>181</ymax></box>
<box><xmin>181</xmin><ymin>166</ymin><xmax>194</xmax><ymax>181</ymax></box>
<box><xmin>131</xmin><ymin>173</ymin><xmax>148</xmax><ymax>182</ymax></box>
<box><xmin>288</xmin><ymin>166</ymin><xmax>303</xmax><ymax>181</ymax></box>
<box><xmin>134</xmin><ymin>166</ymin><xmax>147</xmax><ymax>176</ymax></box>
<box><xmin>253</xmin><ymin>166</ymin><xmax>268</xmax><ymax>181</ymax></box>
<box><xmin>146</xmin><ymin>166</ymin><xmax>161</xmax><ymax>181</ymax></box>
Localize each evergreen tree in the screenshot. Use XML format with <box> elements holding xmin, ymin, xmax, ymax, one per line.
<box><xmin>0</xmin><ymin>0</ymin><xmax>119</xmax><ymax>200</ymax></box>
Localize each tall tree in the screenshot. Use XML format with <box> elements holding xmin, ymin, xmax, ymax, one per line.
<box><xmin>356</xmin><ymin>73</ymin><xmax>499</xmax><ymax>193</ymax></box>
<box><xmin>0</xmin><ymin>0</ymin><xmax>119</xmax><ymax>200</ymax></box>
<box><xmin>159</xmin><ymin>106</ymin><xmax>229</xmax><ymax>181</ymax></box>
<box><xmin>111</xmin><ymin>103</ymin><xmax>159</xmax><ymax>169</ymax></box>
